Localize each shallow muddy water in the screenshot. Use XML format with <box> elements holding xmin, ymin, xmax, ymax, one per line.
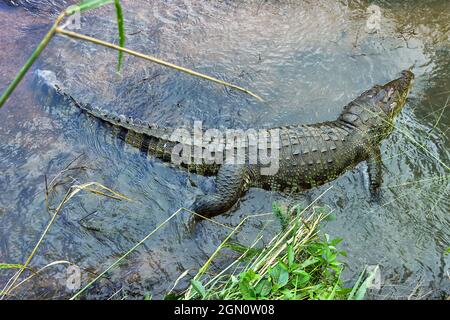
<box><xmin>0</xmin><ymin>0</ymin><xmax>449</xmax><ymax>299</ymax></box>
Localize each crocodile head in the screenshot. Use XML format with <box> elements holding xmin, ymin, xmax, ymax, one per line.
<box><xmin>376</xmin><ymin>69</ymin><xmax>414</xmax><ymax>118</ymax></box>
<box><xmin>339</xmin><ymin>70</ymin><xmax>414</xmax><ymax>143</ymax></box>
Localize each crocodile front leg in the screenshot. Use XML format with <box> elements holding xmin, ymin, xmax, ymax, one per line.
<box><xmin>367</xmin><ymin>147</ymin><xmax>383</xmax><ymax>200</ymax></box>
<box><xmin>189</xmin><ymin>164</ymin><xmax>251</xmax><ymax>219</ymax></box>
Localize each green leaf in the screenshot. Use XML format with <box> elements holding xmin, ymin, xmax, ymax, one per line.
<box><xmin>241</xmin><ymin>269</ymin><xmax>258</xmax><ymax>282</ymax></box>
<box><xmin>324</xmin><ymin>211</ymin><xmax>337</xmax><ymax>221</ymax></box>
<box><xmin>299</xmin><ymin>257</ymin><xmax>320</xmax><ymax>269</ymax></box>
<box><xmin>66</xmin><ymin>0</ymin><xmax>114</xmax><ymax>15</ymax></box>
<box><xmin>280</xmin><ymin>288</ymin><xmax>294</xmax><ymax>299</ymax></box>
<box><xmin>255</xmin><ymin>279</ymin><xmax>272</xmax><ymax>297</ymax></box>
<box><xmin>239</xmin><ymin>280</ymin><xmax>256</xmax><ymax>300</ymax></box>
<box><xmin>113</xmin><ymin>0</ymin><xmax>125</xmax><ymax>72</ymax></box>
<box><xmin>269</xmin><ymin>262</ymin><xmax>289</xmax><ymax>288</ymax></box>
<box><xmin>164</xmin><ymin>293</ymin><xmax>180</xmax><ymax>300</ymax></box>
<box><xmin>330</xmin><ymin>237</ymin><xmax>343</xmax><ymax>246</ymax></box>
<box><xmin>190</xmin><ymin>279</ymin><xmax>206</xmax><ymax>299</ymax></box>
<box><xmin>239</xmin><ymin>270</ymin><xmax>258</xmax><ymax>300</ymax></box>
<box><xmin>0</xmin><ymin>263</ymin><xmax>25</xmax><ymax>269</ymax></box>
<box><xmin>143</xmin><ymin>294</ymin><xmax>152</xmax><ymax>300</ymax></box>
<box><xmin>224</xmin><ymin>242</ymin><xmax>262</xmax><ymax>260</ymax></box>
<box><xmin>348</xmin><ymin>266</ymin><xmax>379</xmax><ymax>300</ymax></box>
<box><xmin>287</xmin><ymin>245</ymin><xmax>294</xmax><ymax>268</ymax></box>
<box><xmin>293</xmin><ymin>270</ymin><xmax>311</xmax><ymax>288</ymax></box>
<box><xmin>325</xmin><ymin>251</ymin><xmax>337</xmax><ymax>264</ymax></box>
<box><xmin>338</xmin><ymin>287</ymin><xmax>353</xmax><ymax>296</ymax></box>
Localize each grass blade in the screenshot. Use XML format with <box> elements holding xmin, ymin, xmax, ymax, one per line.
<box><xmin>0</xmin><ymin>12</ymin><xmax>66</xmax><ymax>108</ymax></box>
<box><xmin>190</xmin><ymin>280</ymin><xmax>207</xmax><ymax>299</ymax></box>
<box><xmin>354</xmin><ymin>265</ymin><xmax>379</xmax><ymax>300</ymax></box>
<box><xmin>0</xmin><ymin>182</ymin><xmax>129</xmax><ymax>299</ymax></box>
<box><xmin>70</xmin><ymin>207</ymin><xmax>184</xmax><ymax>300</ymax></box>
<box><xmin>54</xmin><ymin>28</ymin><xmax>264</xmax><ymax>101</ymax></box>
<box><xmin>66</xmin><ymin>0</ymin><xmax>113</xmax><ymax>15</ymax></box>
<box><xmin>347</xmin><ymin>267</ymin><xmax>366</xmax><ymax>300</ymax></box>
<box><xmin>114</xmin><ymin>0</ymin><xmax>125</xmax><ymax>72</ymax></box>
<box><xmin>0</xmin><ymin>264</ymin><xmax>25</xmax><ymax>270</ymax></box>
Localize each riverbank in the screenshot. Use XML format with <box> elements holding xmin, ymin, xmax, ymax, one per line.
<box><xmin>179</xmin><ymin>202</ymin><xmax>372</xmax><ymax>300</ymax></box>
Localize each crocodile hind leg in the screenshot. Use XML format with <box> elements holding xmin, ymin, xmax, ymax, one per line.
<box><xmin>189</xmin><ymin>164</ymin><xmax>251</xmax><ymax>220</ymax></box>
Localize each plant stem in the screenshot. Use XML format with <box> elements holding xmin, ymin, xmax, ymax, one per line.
<box><xmin>55</xmin><ymin>28</ymin><xmax>264</xmax><ymax>102</ymax></box>
<box><xmin>70</xmin><ymin>207</ymin><xmax>183</xmax><ymax>300</ymax></box>
<box><xmin>0</xmin><ymin>12</ymin><xmax>66</xmax><ymax>109</ymax></box>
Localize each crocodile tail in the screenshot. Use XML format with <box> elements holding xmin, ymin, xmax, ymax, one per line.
<box><xmin>36</xmin><ymin>69</ymin><xmax>178</xmax><ymax>161</ymax></box>
<box><xmin>67</xmin><ymin>92</ymin><xmax>183</xmax><ymax>162</ymax></box>
<box><xmin>35</xmin><ymin>69</ymin><xmax>220</xmax><ymax>175</ymax></box>
<box><xmin>78</xmin><ymin>101</ymin><xmax>221</xmax><ymax>175</ymax></box>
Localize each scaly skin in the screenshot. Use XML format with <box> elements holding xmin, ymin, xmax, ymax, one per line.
<box><xmin>38</xmin><ymin>69</ymin><xmax>414</xmax><ymax>219</ymax></box>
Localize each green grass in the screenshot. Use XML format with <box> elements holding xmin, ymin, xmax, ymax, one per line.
<box><xmin>171</xmin><ymin>201</ymin><xmax>374</xmax><ymax>300</ymax></box>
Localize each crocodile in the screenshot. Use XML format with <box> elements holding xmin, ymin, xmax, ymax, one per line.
<box><xmin>37</xmin><ymin>69</ymin><xmax>414</xmax><ymax>219</ymax></box>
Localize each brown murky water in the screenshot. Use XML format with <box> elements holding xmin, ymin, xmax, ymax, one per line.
<box><xmin>0</xmin><ymin>0</ymin><xmax>449</xmax><ymax>299</ymax></box>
